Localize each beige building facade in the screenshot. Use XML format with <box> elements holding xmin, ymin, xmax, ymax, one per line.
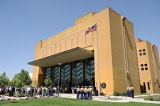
<box><xmin>136</xmin><ymin>38</ymin><xmax>160</xmax><ymax>93</ymax></box>
<box><xmin>29</xmin><ymin>8</ymin><xmax>143</xmax><ymax>95</ymax></box>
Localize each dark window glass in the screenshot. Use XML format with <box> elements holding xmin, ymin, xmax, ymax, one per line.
<box><xmin>45</xmin><ymin>57</ymin><xmax>94</xmax><ymax>90</ymax></box>
<box><xmin>85</xmin><ymin>59</ymin><xmax>91</xmax><ymax>82</ymax></box>
<box><xmin>72</xmin><ymin>62</ymin><xmax>77</xmax><ymax>86</ymax></box>
<box><xmin>76</xmin><ymin>61</ymin><xmax>83</xmax><ymax>86</ymax></box>
<box><xmin>147</xmin><ymin>82</ymin><xmax>150</xmax><ymax>90</ymax></box>
<box><xmin>45</xmin><ymin>67</ymin><xmax>51</xmax><ymax>78</ymax></box>
<box><xmin>53</xmin><ymin>66</ymin><xmax>60</xmax><ymax>86</ymax></box>
<box><xmin>91</xmin><ymin>58</ymin><xmax>95</xmax><ymax>76</ymax></box>
<box><xmin>61</xmin><ymin>63</ymin><xmax>70</xmax><ymax>87</ymax></box>
<box><xmin>143</xmin><ymin>82</ymin><xmax>146</xmax><ymax>91</ymax></box>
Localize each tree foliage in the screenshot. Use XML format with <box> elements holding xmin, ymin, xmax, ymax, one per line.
<box><xmin>0</xmin><ymin>72</ymin><xmax>10</xmax><ymax>87</ymax></box>
<box><xmin>12</xmin><ymin>69</ymin><xmax>32</xmax><ymax>87</ymax></box>
<box><xmin>44</xmin><ymin>76</ymin><xmax>53</xmax><ymax>87</ymax></box>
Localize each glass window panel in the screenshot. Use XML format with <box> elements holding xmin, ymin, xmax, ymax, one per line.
<box><xmin>53</xmin><ymin>66</ymin><xmax>60</xmax><ymax>86</ymax></box>
<box><xmin>45</xmin><ymin>67</ymin><xmax>51</xmax><ymax>79</ymax></box>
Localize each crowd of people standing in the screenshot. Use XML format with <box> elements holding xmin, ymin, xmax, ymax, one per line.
<box><xmin>76</xmin><ymin>86</ymin><xmax>93</xmax><ymax>99</ymax></box>
<box><xmin>0</xmin><ymin>85</ymin><xmax>59</xmax><ymax>98</ymax></box>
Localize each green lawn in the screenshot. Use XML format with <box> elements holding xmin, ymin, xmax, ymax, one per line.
<box><xmin>0</xmin><ymin>98</ymin><xmax>159</xmax><ymax>106</ymax></box>
<box><xmin>136</xmin><ymin>95</ymin><xmax>160</xmax><ymax>101</ymax></box>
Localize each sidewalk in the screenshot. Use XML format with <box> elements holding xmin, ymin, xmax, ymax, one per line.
<box><xmin>59</xmin><ymin>93</ymin><xmax>160</xmax><ymax>104</ymax></box>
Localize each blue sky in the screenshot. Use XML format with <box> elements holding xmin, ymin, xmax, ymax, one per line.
<box><xmin>0</xmin><ymin>0</ymin><xmax>160</xmax><ymax>79</ymax></box>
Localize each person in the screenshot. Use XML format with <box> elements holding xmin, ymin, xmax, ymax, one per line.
<box><xmin>84</xmin><ymin>86</ymin><xmax>88</xmax><ymax>99</ymax></box>
<box><xmin>1</xmin><ymin>87</ymin><xmax>5</xmax><ymax>98</ymax></box>
<box><xmin>53</xmin><ymin>86</ymin><xmax>57</xmax><ymax>95</ymax></box>
<box><xmin>41</xmin><ymin>86</ymin><xmax>46</xmax><ymax>98</ymax></box>
<box><xmin>74</xmin><ymin>86</ymin><xmax>77</xmax><ymax>94</ymax></box>
<box><xmin>127</xmin><ymin>85</ymin><xmax>130</xmax><ymax>97</ymax></box>
<box><xmin>71</xmin><ymin>86</ymin><xmax>74</xmax><ymax>94</ymax></box>
<box><xmin>80</xmin><ymin>86</ymin><xmax>84</xmax><ymax>99</ymax></box>
<box><xmin>88</xmin><ymin>86</ymin><xmax>92</xmax><ymax>99</ymax></box>
<box><xmin>9</xmin><ymin>86</ymin><xmax>12</xmax><ymax>97</ymax></box>
<box><xmin>0</xmin><ymin>87</ymin><xmax>2</xmax><ymax>97</ymax></box>
<box><xmin>130</xmin><ymin>86</ymin><xmax>134</xmax><ymax>98</ymax></box>
<box><xmin>127</xmin><ymin>85</ymin><xmax>132</xmax><ymax>97</ymax></box>
<box><xmin>37</xmin><ymin>87</ymin><xmax>42</xmax><ymax>97</ymax></box>
<box><xmin>76</xmin><ymin>86</ymin><xmax>80</xmax><ymax>99</ymax></box>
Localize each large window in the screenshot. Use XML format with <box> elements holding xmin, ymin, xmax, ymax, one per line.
<box><xmin>84</xmin><ymin>58</ymin><xmax>94</xmax><ymax>86</ymax></box>
<box><xmin>76</xmin><ymin>60</ymin><xmax>83</xmax><ymax>86</ymax></box>
<box><xmin>53</xmin><ymin>66</ymin><xmax>60</xmax><ymax>86</ymax></box>
<box><xmin>85</xmin><ymin>59</ymin><xmax>91</xmax><ymax>85</ymax></box>
<box><xmin>43</xmin><ymin>57</ymin><xmax>94</xmax><ymax>91</ymax></box>
<box><xmin>44</xmin><ymin>67</ymin><xmax>51</xmax><ymax>78</ymax></box>
<box><xmin>61</xmin><ymin>63</ymin><xmax>71</xmax><ymax>87</ymax></box>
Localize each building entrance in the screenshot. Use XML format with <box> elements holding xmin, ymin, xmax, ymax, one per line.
<box><xmin>43</xmin><ymin>57</ymin><xmax>95</xmax><ymax>93</ymax></box>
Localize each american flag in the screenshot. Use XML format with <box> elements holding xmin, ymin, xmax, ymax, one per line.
<box><xmin>85</xmin><ymin>24</ymin><xmax>97</xmax><ymax>35</ymax></box>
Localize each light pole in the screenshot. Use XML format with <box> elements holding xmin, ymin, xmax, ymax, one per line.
<box><xmin>58</xmin><ymin>63</ymin><xmax>62</xmax><ymax>97</ymax></box>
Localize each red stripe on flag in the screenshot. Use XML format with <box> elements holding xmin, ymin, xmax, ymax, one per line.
<box><xmin>85</xmin><ymin>24</ymin><xmax>97</xmax><ymax>35</ymax></box>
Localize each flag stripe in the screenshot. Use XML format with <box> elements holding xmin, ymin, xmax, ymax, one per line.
<box><xmin>85</xmin><ymin>24</ymin><xmax>97</xmax><ymax>35</ymax></box>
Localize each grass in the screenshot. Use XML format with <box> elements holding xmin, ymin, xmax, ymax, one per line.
<box><xmin>136</xmin><ymin>95</ymin><xmax>160</xmax><ymax>101</ymax></box>
<box><xmin>0</xmin><ymin>98</ymin><xmax>159</xmax><ymax>106</ymax></box>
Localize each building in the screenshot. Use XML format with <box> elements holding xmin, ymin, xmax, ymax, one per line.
<box><xmin>136</xmin><ymin>38</ymin><xmax>160</xmax><ymax>93</ymax></box>
<box><xmin>29</xmin><ymin>8</ymin><xmax>141</xmax><ymax>95</ymax></box>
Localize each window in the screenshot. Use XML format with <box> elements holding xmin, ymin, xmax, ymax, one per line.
<box><xmin>141</xmin><ymin>68</ymin><xmax>144</xmax><ymax>71</ymax></box>
<box><xmin>147</xmin><ymin>82</ymin><xmax>150</xmax><ymax>90</ymax></box>
<box><xmin>143</xmin><ymin>52</ymin><xmax>146</xmax><ymax>55</ymax></box>
<box><xmin>140</xmin><ymin>63</ymin><xmax>148</xmax><ymax>71</ymax></box>
<box><xmin>144</xmin><ymin>64</ymin><xmax>148</xmax><ymax>70</ymax></box>
<box><xmin>138</xmin><ymin>49</ymin><xmax>146</xmax><ymax>56</ymax></box>
<box><xmin>143</xmin><ymin>82</ymin><xmax>146</xmax><ymax>91</ymax></box>
<box><xmin>143</xmin><ymin>49</ymin><xmax>146</xmax><ymax>52</ymax></box>
<box><xmin>45</xmin><ymin>67</ymin><xmax>51</xmax><ymax>78</ymax></box>
<box><xmin>139</xmin><ymin>50</ymin><xmax>142</xmax><ymax>56</ymax></box>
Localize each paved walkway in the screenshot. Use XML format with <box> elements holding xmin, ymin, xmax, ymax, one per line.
<box><xmin>1</xmin><ymin>93</ymin><xmax>160</xmax><ymax>104</ymax></box>
<box><xmin>59</xmin><ymin>93</ymin><xmax>160</xmax><ymax>104</ymax></box>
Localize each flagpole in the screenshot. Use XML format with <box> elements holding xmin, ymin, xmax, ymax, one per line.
<box><xmin>85</xmin><ymin>23</ymin><xmax>100</xmax><ymax>96</ymax></box>
<box><xmin>95</xmin><ymin>24</ymin><xmax>101</xmax><ymax>96</ymax></box>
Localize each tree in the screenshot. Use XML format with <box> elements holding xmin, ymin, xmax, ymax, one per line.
<box><xmin>12</xmin><ymin>73</ymin><xmax>23</xmax><ymax>87</ymax></box>
<box><xmin>12</xmin><ymin>69</ymin><xmax>32</xmax><ymax>87</ymax></box>
<box><xmin>0</xmin><ymin>72</ymin><xmax>10</xmax><ymax>87</ymax></box>
<box><xmin>44</xmin><ymin>76</ymin><xmax>53</xmax><ymax>87</ymax></box>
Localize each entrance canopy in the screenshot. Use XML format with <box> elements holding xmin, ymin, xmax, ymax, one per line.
<box><xmin>28</xmin><ymin>47</ymin><xmax>94</xmax><ymax>67</ymax></box>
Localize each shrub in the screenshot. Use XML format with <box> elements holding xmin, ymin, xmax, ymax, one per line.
<box><xmin>114</xmin><ymin>92</ymin><xmax>121</xmax><ymax>96</ymax></box>
<box><xmin>121</xmin><ymin>92</ymin><xmax>127</xmax><ymax>96</ymax></box>
<box><xmin>114</xmin><ymin>92</ymin><xmax>127</xmax><ymax>96</ymax></box>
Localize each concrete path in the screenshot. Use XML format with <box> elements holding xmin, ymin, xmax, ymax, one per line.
<box><xmin>59</xmin><ymin>93</ymin><xmax>160</xmax><ymax>104</ymax></box>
